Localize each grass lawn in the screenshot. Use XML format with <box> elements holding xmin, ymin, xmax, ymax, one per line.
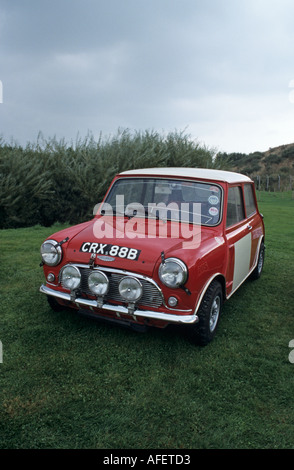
<box><xmin>0</xmin><ymin>192</ymin><xmax>293</xmax><ymax>449</ymax></box>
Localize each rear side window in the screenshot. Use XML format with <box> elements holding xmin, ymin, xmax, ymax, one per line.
<box><xmin>226</xmin><ymin>186</ymin><xmax>245</xmax><ymax>227</ymax></box>
<box><xmin>244</xmin><ymin>184</ymin><xmax>257</xmax><ymax>217</ymax></box>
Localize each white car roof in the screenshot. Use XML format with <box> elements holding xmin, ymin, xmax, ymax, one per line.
<box><xmin>119</xmin><ymin>167</ymin><xmax>253</xmax><ymax>184</ymax></box>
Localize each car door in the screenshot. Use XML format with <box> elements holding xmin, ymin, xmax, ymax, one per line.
<box><xmin>225</xmin><ymin>185</ymin><xmax>252</xmax><ymax>297</ymax></box>
<box><xmin>243</xmin><ymin>183</ymin><xmax>262</xmax><ymax>270</ymax></box>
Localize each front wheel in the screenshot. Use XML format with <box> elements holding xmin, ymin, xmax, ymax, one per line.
<box><xmin>188</xmin><ymin>280</ymin><xmax>223</xmax><ymax>346</ymax></box>
<box><xmin>47</xmin><ymin>295</ymin><xmax>67</xmax><ymax>312</ymax></box>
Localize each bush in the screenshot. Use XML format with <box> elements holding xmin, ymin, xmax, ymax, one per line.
<box><xmin>0</xmin><ymin>129</ymin><xmax>216</xmax><ymax>228</ymax></box>
<box><xmin>266</xmin><ymin>154</ymin><xmax>282</xmax><ymax>166</ymax></box>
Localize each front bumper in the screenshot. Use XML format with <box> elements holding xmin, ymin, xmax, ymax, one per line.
<box><xmin>40</xmin><ymin>284</ymin><xmax>199</xmax><ymax>325</ymax></box>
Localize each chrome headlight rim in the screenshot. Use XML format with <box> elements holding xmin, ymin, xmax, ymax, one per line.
<box><xmin>158</xmin><ymin>257</ymin><xmax>188</xmax><ymax>288</ymax></box>
<box><xmin>40</xmin><ymin>239</ymin><xmax>62</xmax><ymax>267</ymax></box>
<box><xmin>60</xmin><ymin>265</ymin><xmax>81</xmax><ymax>291</ymax></box>
<box><xmin>88</xmin><ymin>270</ymin><xmax>109</xmax><ymax>296</ymax></box>
<box><xmin>118</xmin><ymin>276</ymin><xmax>143</xmax><ymax>302</ymax></box>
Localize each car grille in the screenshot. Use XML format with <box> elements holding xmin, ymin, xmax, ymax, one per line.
<box><xmin>79</xmin><ymin>267</ymin><xmax>163</xmax><ymax>308</ymax></box>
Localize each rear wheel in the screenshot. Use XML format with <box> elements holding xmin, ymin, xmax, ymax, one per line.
<box><xmin>251</xmin><ymin>241</ymin><xmax>265</xmax><ymax>280</ymax></box>
<box><xmin>188</xmin><ymin>280</ymin><xmax>223</xmax><ymax>346</ymax></box>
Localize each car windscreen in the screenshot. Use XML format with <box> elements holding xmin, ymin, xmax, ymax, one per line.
<box><xmin>101</xmin><ymin>177</ymin><xmax>222</xmax><ymax>226</ymax></box>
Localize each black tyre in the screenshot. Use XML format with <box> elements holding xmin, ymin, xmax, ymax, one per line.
<box><xmin>46</xmin><ymin>295</ymin><xmax>66</xmax><ymax>312</ymax></box>
<box><xmin>251</xmin><ymin>241</ymin><xmax>265</xmax><ymax>280</ymax></box>
<box><xmin>188</xmin><ymin>280</ymin><xmax>223</xmax><ymax>346</ymax></box>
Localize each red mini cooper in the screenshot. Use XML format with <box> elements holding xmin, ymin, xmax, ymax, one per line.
<box><xmin>40</xmin><ymin>168</ymin><xmax>265</xmax><ymax>345</ymax></box>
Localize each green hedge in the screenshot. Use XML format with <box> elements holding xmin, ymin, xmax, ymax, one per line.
<box><xmin>0</xmin><ymin>130</ymin><xmax>216</xmax><ymax>229</ymax></box>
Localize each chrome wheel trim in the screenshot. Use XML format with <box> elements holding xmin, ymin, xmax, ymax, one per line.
<box><xmin>257</xmin><ymin>247</ymin><xmax>264</xmax><ymax>275</ymax></box>
<box><xmin>209</xmin><ymin>295</ymin><xmax>221</xmax><ymax>332</ymax></box>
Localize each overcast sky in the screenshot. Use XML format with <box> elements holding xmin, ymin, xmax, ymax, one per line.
<box><xmin>1</xmin><ymin>0</ymin><xmax>294</xmax><ymax>153</ymax></box>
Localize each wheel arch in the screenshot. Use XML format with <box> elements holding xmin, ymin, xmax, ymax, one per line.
<box><xmin>194</xmin><ymin>273</ymin><xmax>226</xmax><ymax>315</ymax></box>
<box><xmin>214</xmin><ymin>274</ymin><xmax>227</xmax><ymax>301</ymax></box>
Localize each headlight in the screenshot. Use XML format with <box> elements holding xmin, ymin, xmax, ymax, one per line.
<box><xmin>61</xmin><ymin>265</ymin><xmax>81</xmax><ymax>291</ymax></box>
<box><xmin>158</xmin><ymin>258</ymin><xmax>188</xmax><ymax>288</ymax></box>
<box><xmin>118</xmin><ymin>276</ymin><xmax>143</xmax><ymax>302</ymax></box>
<box><xmin>41</xmin><ymin>240</ymin><xmax>62</xmax><ymax>266</ymax></box>
<box><xmin>88</xmin><ymin>271</ymin><xmax>109</xmax><ymax>296</ymax></box>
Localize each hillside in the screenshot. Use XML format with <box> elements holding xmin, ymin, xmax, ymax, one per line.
<box><xmin>215</xmin><ymin>143</ymin><xmax>294</xmax><ymax>190</ymax></box>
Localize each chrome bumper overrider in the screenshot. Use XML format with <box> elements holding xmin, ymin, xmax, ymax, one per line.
<box><xmin>40</xmin><ymin>284</ymin><xmax>199</xmax><ymax>325</ymax></box>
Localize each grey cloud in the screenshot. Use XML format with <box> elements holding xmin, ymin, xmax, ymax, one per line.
<box><xmin>0</xmin><ymin>0</ymin><xmax>294</xmax><ymax>152</ymax></box>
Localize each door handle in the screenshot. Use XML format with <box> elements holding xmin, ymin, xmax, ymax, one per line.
<box><xmin>247</xmin><ymin>224</ymin><xmax>252</xmax><ymax>231</ymax></box>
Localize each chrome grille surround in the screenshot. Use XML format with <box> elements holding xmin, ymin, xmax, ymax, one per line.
<box><xmin>60</xmin><ymin>264</ymin><xmax>163</xmax><ymax>309</ymax></box>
